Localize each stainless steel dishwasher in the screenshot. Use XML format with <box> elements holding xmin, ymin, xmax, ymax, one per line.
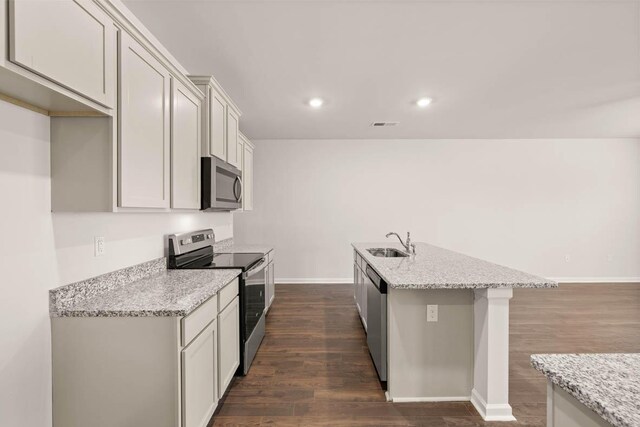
<box><xmin>365</xmin><ymin>264</ymin><xmax>387</xmax><ymax>383</ymax></box>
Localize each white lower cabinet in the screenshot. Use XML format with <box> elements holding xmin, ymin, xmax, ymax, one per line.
<box><xmin>182</xmin><ymin>319</ymin><xmax>218</xmax><ymax>427</ymax></box>
<box><xmin>51</xmin><ymin>276</ymin><xmax>241</xmax><ymax>427</ymax></box>
<box><xmin>218</xmin><ymin>296</ymin><xmax>240</xmax><ymax>396</ymax></box>
<box><xmin>268</xmin><ymin>260</ymin><xmax>275</xmax><ymax>307</ymax></box>
<box><xmin>265</xmin><ymin>250</ymin><xmax>276</xmax><ymax>311</ymax></box>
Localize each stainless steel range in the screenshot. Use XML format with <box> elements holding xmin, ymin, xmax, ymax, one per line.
<box><xmin>168</xmin><ymin>229</ymin><xmax>266</xmax><ymax>375</ymax></box>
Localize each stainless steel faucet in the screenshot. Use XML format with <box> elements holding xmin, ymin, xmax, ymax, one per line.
<box><xmin>386</xmin><ymin>231</ymin><xmax>416</xmax><ymax>254</ymax></box>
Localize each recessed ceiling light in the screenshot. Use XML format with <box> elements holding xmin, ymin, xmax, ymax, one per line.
<box><xmin>309</xmin><ymin>98</ymin><xmax>324</xmax><ymax>108</ymax></box>
<box><xmin>416</xmin><ymin>97</ymin><xmax>432</xmax><ymax>108</ymax></box>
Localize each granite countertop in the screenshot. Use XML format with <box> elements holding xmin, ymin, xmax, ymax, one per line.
<box><xmin>50</xmin><ymin>258</ymin><xmax>241</xmax><ymax>317</ymax></box>
<box><xmin>352</xmin><ymin>242</ymin><xmax>556</xmax><ymax>289</ymax></box>
<box><xmin>531</xmin><ymin>353</ymin><xmax>640</xmax><ymax>427</ymax></box>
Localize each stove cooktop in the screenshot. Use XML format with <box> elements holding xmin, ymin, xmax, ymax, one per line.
<box><xmin>179</xmin><ymin>252</ymin><xmax>264</xmax><ymax>271</ymax></box>
<box><xmin>209</xmin><ymin>253</ymin><xmax>264</xmax><ymax>269</ymax></box>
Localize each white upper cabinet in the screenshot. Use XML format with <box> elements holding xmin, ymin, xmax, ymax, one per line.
<box><xmin>171</xmin><ymin>79</ymin><xmax>202</xmax><ymax>210</ymax></box>
<box><xmin>240</xmin><ymin>133</ymin><xmax>254</xmax><ymax>211</ymax></box>
<box><xmin>189</xmin><ymin>76</ymin><xmax>242</xmax><ymax>167</ymax></box>
<box><xmin>209</xmin><ymin>88</ymin><xmax>227</xmax><ymax>161</ymax></box>
<box><xmin>9</xmin><ymin>0</ymin><xmax>115</xmax><ymax>108</ymax></box>
<box><xmin>119</xmin><ymin>31</ymin><xmax>171</xmax><ymax>209</ymax></box>
<box><xmin>226</xmin><ymin>108</ymin><xmax>240</xmax><ymax>169</ymax></box>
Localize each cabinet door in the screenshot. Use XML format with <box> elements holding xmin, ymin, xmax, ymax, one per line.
<box><xmin>237</xmin><ymin>137</ymin><xmax>245</xmax><ymax>209</ymax></box>
<box><xmin>264</xmin><ymin>263</ymin><xmax>272</xmax><ymax>310</ymax></box>
<box><xmin>226</xmin><ymin>109</ymin><xmax>240</xmax><ymax>168</ymax></box>
<box><xmin>243</xmin><ymin>143</ymin><xmax>254</xmax><ymax>211</ymax></box>
<box><xmin>171</xmin><ymin>79</ymin><xmax>201</xmax><ymax>209</ymax></box>
<box><xmin>182</xmin><ymin>319</ymin><xmax>217</xmax><ymax>427</ymax></box>
<box><xmin>360</xmin><ymin>268</ymin><xmax>368</xmax><ymax>330</ymax></box>
<box><xmin>119</xmin><ymin>32</ymin><xmax>170</xmax><ymax>208</ymax></box>
<box><xmin>353</xmin><ymin>264</ymin><xmax>359</xmax><ymax>305</ymax></box>
<box><xmin>209</xmin><ymin>88</ymin><xmax>227</xmax><ymax>161</ymax></box>
<box><xmin>237</xmin><ymin>138</ymin><xmax>245</xmax><ymax>172</ymax></box>
<box><xmin>9</xmin><ymin>0</ymin><xmax>115</xmax><ymax>107</ymax></box>
<box><xmin>218</xmin><ymin>296</ymin><xmax>240</xmax><ymax>397</ymax></box>
<box><xmin>268</xmin><ymin>261</ymin><xmax>275</xmax><ymax>306</ymax></box>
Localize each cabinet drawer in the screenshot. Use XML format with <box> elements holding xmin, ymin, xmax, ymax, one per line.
<box><xmin>182</xmin><ymin>294</ymin><xmax>218</xmax><ymax>347</ymax></box>
<box><xmin>218</xmin><ymin>277</ymin><xmax>239</xmax><ymax>312</ymax></box>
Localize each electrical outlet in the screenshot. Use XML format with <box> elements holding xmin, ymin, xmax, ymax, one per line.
<box><xmin>564</xmin><ymin>254</ymin><xmax>571</xmax><ymax>263</ymax></box>
<box><xmin>94</xmin><ymin>236</ymin><xmax>105</xmax><ymax>257</ymax></box>
<box><xmin>427</xmin><ymin>305</ymin><xmax>438</xmax><ymax>322</ymax></box>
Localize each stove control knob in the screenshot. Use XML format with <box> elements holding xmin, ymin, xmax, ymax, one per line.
<box><xmin>207</xmin><ymin>234</ymin><xmax>214</xmax><ymax>239</ymax></box>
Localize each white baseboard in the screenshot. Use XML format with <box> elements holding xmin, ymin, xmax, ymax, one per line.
<box><xmin>549</xmin><ymin>277</ymin><xmax>640</xmax><ymax>284</ymax></box>
<box><xmin>390</xmin><ymin>396</ymin><xmax>470</xmax><ymax>403</ymax></box>
<box><xmin>470</xmin><ymin>389</ymin><xmax>516</xmax><ymax>422</ymax></box>
<box><xmin>276</xmin><ymin>279</ymin><xmax>352</xmax><ymax>284</ymax></box>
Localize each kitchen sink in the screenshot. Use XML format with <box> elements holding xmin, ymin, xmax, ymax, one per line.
<box><xmin>367</xmin><ymin>248</ymin><xmax>409</xmax><ymax>258</ymax></box>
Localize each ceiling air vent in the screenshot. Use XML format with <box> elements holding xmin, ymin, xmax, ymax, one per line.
<box><xmin>371</xmin><ymin>122</ymin><xmax>399</xmax><ymax>127</ymax></box>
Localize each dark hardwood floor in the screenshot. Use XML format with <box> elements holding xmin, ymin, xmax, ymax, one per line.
<box><xmin>211</xmin><ymin>283</ymin><xmax>640</xmax><ymax>426</ymax></box>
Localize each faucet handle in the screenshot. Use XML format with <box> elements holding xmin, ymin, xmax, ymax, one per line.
<box><xmin>410</xmin><ymin>243</ymin><xmax>416</xmax><ymax>254</ymax></box>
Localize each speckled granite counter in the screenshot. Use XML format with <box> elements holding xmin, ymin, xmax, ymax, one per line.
<box><xmin>352</xmin><ymin>242</ymin><xmax>556</xmax><ymax>289</ymax></box>
<box><xmin>531</xmin><ymin>353</ymin><xmax>640</xmax><ymax>427</ymax></box>
<box><xmin>214</xmin><ymin>238</ymin><xmax>273</xmax><ymax>255</ymax></box>
<box><xmin>50</xmin><ymin>257</ymin><xmax>241</xmax><ymax>317</ymax></box>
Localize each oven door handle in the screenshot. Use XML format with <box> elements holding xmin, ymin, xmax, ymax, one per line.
<box><xmin>243</xmin><ymin>257</ymin><xmax>267</xmax><ymax>279</ymax></box>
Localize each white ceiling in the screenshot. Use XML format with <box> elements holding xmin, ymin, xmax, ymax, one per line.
<box><xmin>124</xmin><ymin>0</ymin><xmax>640</xmax><ymax>140</ymax></box>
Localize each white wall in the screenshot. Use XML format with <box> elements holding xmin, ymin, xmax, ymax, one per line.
<box><xmin>0</xmin><ymin>99</ymin><xmax>232</xmax><ymax>427</ymax></box>
<box><xmin>234</xmin><ymin>139</ymin><xmax>640</xmax><ymax>283</ymax></box>
<box><xmin>53</xmin><ymin>212</ymin><xmax>232</xmax><ymax>285</ymax></box>
<box><xmin>0</xmin><ymin>100</ymin><xmax>55</xmax><ymax>427</ymax></box>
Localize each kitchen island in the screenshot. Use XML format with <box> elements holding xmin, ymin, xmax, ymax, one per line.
<box><xmin>352</xmin><ymin>242</ymin><xmax>557</xmax><ymax>422</ymax></box>
<box><xmin>531</xmin><ymin>353</ymin><xmax>640</xmax><ymax>427</ymax></box>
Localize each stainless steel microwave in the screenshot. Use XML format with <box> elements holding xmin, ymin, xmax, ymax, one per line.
<box><xmin>201</xmin><ymin>157</ymin><xmax>242</xmax><ymax>211</ymax></box>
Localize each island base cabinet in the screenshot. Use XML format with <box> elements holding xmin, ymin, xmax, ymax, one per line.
<box><xmin>182</xmin><ymin>319</ymin><xmax>218</xmax><ymax>427</ymax></box>
<box><xmin>386</xmin><ymin>288</ymin><xmax>473</xmax><ymax>401</ymax></box>
<box><xmin>218</xmin><ymin>296</ymin><xmax>240</xmax><ymax>397</ymax></box>
<box><xmin>353</xmin><ymin>255</ymin><xmax>367</xmax><ymax>331</ymax></box>
<box><xmin>546</xmin><ymin>381</ymin><xmax>610</xmax><ymax>427</ymax></box>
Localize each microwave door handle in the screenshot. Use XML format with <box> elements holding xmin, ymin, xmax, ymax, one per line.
<box><xmin>235</xmin><ymin>176</ymin><xmax>243</xmax><ymax>202</ymax></box>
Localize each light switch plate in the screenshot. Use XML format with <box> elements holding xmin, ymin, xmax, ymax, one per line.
<box><xmin>427</xmin><ymin>305</ymin><xmax>438</xmax><ymax>322</ymax></box>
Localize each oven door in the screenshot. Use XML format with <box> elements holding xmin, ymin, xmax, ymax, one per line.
<box><xmin>241</xmin><ymin>257</ymin><xmax>267</xmax><ymax>374</ymax></box>
<box><xmin>243</xmin><ymin>258</ymin><xmax>266</xmax><ymax>338</ymax></box>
